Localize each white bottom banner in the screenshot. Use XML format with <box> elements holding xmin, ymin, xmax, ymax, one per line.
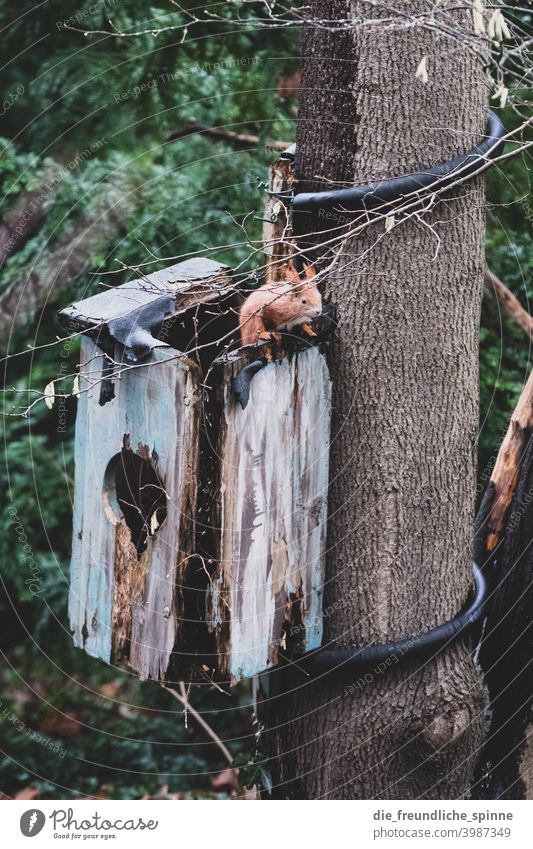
<box><xmin>2</xmin><ymin>800</ymin><xmax>533</xmax><ymax>848</ymax></box>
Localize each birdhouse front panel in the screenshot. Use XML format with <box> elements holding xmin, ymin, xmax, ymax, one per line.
<box><xmin>69</xmin><ymin>338</ymin><xmax>201</xmax><ymax>680</ymax></box>
<box><xmin>206</xmin><ymin>345</ymin><xmax>332</xmax><ymax>680</ymax></box>
<box><xmin>62</xmin><ymin>258</ymin><xmax>332</xmax><ymax>684</ymax></box>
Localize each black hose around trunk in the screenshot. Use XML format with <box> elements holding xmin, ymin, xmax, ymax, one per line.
<box><xmin>291</xmin><ymin>110</ymin><xmax>506</xmax><ymax>220</ymax></box>
<box><xmin>284</xmin><ymin>564</ymin><xmax>488</xmax><ymax>675</ymax></box>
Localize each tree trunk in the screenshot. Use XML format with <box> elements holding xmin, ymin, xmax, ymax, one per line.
<box><xmin>265</xmin><ymin>0</ymin><xmax>489</xmax><ymax>799</ymax></box>
<box><xmin>0</xmin><ymin>184</ymin><xmax>134</xmax><ymax>351</ymax></box>
<box><xmin>0</xmin><ymin>188</ymin><xmax>51</xmax><ymax>265</ymax></box>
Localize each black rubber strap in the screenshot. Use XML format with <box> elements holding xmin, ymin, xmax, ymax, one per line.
<box><xmin>291</xmin><ymin>110</ymin><xmax>506</xmax><ymax>218</ymax></box>
<box><xmin>233</xmin><ymin>359</ymin><xmax>267</xmax><ymax>409</ymax></box>
<box><xmin>283</xmin><ymin>563</ymin><xmax>488</xmax><ymax>675</ymax></box>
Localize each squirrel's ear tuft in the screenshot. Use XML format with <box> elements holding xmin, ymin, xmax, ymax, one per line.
<box><xmin>285</xmin><ymin>258</ymin><xmax>301</xmax><ymax>283</ymax></box>
<box><xmin>302</xmin><ymin>261</ymin><xmax>316</xmax><ymax>280</ymax></box>
<box><xmin>286</xmin><ymin>257</ymin><xmax>316</xmax><ymax>292</ymax></box>
<box><xmin>295</xmin><ymin>261</ymin><xmax>316</xmax><ymax>292</ymax></box>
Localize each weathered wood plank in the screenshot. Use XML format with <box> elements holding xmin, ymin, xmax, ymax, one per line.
<box><xmin>262</xmin><ymin>156</ymin><xmax>296</xmax><ymax>284</ymax></box>
<box><xmin>68</xmin><ymin>338</ymin><xmax>200</xmax><ymax>680</ymax></box>
<box><xmin>474</xmin><ymin>365</ymin><xmax>533</xmax><ymax>798</ymax></box>
<box><xmin>59</xmin><ymin>258</ymin><xmax>234</xmax><ymax>328</ymax></box>
<box><xmin>207</xmin><ymin>345</ymin><xmax>331</xmax><ymax>680</ymax></box>
<box><xmin>479</xmin><ymin>365</ymin><xmax>533</xmax><ymax>553</ymax></box>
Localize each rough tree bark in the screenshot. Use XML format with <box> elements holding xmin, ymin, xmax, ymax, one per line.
<box><xmin>265</xmin><ymin>0</ymin><xmax>489</xmax><ymax>799</ymax></box>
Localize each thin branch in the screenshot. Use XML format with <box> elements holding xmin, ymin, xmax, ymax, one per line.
<box><xmin>163</xmin><ymin>684</ymin><xmax>234</xmax><ymax>765</ymax></box>
<box><xmin>484</xmin><ymin>267</ymin><xmax>533</xmax><ymax>342</ymax></box>
<box><xmin>167</xmin><ymin>121</ymin><xmax>260</xmax><ymax>150</ymax></box>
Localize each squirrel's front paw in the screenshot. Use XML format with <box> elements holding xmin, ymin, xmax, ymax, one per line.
<box><xmin>259</xmin><ymin>330</ymin><xmax>281</xmax><ymax>345</ymax></box>
<box><xmin>300</xmin><ymin>322</ymin><xmax>317</xmax><ymax>337</ymax></box>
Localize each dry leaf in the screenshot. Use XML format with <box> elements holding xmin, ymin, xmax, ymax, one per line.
<box><xmin>97</xmin><ymin>681</ymin><xmax>121</xmax><ymax>698</ymax></box>
<box><xmin>488</xmin><ymin>10</ymin><xmax>497</xmax><ymax>39</ymax></box>
<box><xmin>39</xmin><ymin>712</ymin><xmax>81</xmax><ymax>738</ymax></box>
<box><xmin>415</xmin><ymin>56</ymin><xmax>428</xmax><ymax>84</ymax></box>
<box><xmin>385</xmin><ymin>216</ymin><xmax>396</xmax><ymax>232</ymax></box>
<box><xmin>472</xmin><ymin>0</ymin><xmax>485</xmax><ymax>34</ymax></box>
<box><xmin>44</xmin><ymin>381</ymin><xmax>55</xmax><ymax>410</ymax></box>
<box><xmin>489</xmin><ymin>9</ymin><xmax>511</xmax><ymax>41</ymax></box>
<box><xmin>500</xmin><ymin>13</ymin><xmax>511</xmax><ymax>39</ymax></box>
<box><xmin>492</xmin><ymin>83</ymin><xmax>509</xmax><ymax>108</ymax></box>
<box><xmin>15</xmin><ymin>787</ymin><xmax>40</xmax><ymax>801</ymax></box>
<box><xmin>212</xmin><ymin>768</ymin><xmax>239</xmax><ymax>793</ymax></box>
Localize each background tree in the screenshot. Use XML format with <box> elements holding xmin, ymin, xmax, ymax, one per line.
<box><xmin>266</xmin><ymin>0</ymin><xmax>493</xmax><ymax>799</ymax></box>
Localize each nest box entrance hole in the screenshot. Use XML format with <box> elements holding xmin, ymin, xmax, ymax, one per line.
<box><xmin>103</xmin><ymin>438</ymin><xmax>168</xmax><ymax>556</ymax></box>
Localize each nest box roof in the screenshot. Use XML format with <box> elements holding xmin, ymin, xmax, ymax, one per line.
<box><xmin>57</xmin><ymin>257</ymin><xmax>234</xmax><ymax>363</ymax></box>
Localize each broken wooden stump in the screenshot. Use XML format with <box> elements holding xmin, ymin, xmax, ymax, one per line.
<box><xmin>474</xmin><ymin>366</ymin><xmax>533</xmax><ymax>799</ymax></box>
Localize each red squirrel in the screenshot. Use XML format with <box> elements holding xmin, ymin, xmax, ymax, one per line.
<box><xmin>239</xmin><ymin>262</ymin><xmax>322</xmax><ymax>347</ymax></box>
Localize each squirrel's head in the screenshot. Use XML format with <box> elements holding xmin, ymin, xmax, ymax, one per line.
<box><xmin>258</xmin><ymin>261</ymin><xmax>322</xmax><ymax>333</ymax></box>
<box><xmin>263</xmin><ymin>277</ymin><xmax>322</xmax><ymax>332</ymax></box>
<box><xmin>290</xmin><ymin>279</ymin><xmax>322</xmax><ymax>319</ymax></box>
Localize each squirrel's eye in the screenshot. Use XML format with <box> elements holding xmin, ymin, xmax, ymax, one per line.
<box><xmin>301</xmin><ymin>298</ymin><xmax>307</xmax><ymax>304</ymax></box>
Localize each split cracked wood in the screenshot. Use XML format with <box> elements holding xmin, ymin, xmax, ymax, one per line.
<box><xmin>69</xmin><ymin>338</ymin><xmax>201</xmax><ymax>680</ymax></box>
<box><xmin>479</xmin><ymin>365</ymin><xmax>533</xmax><ymax>553</ymax></box>
<box><xmin>475</xmin><ymin>366</ymin><xmax>533</xmax><ymax>799</ymax></box>
<box><xmin>262</xmin><ymin>154</ymin><xmax>297</xmax><ymax>284</ymax></box>
<box><xmin>206</xmin><ymin>344</ymin><xmax>331</xmax><ymax>680</ymax></box>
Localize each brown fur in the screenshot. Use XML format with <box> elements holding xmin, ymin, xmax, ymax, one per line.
<box><xmin>239</xmin><ymin>263</ymin><xmax>322</xmax><ymax>347</ymax></box>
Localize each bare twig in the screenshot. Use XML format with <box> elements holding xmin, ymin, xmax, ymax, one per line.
<box><xmin>167</xmin><ymin>121</ymin><xmax>260</xmax><ymax>149</ymax></box>
<box><xmin>484</xmin><ymin>266</ymin><xmax>533</xmax><ymax>341</ymax></box>
<box><xmin>163</xmin><ymin>684</ymin><xmax>234</xmax><ymax>765</ymax></box>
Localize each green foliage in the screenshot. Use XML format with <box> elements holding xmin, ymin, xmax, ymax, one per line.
<box><xmin>0</xmin><ymin>661</ymin><xmax>252</xmax><ymax>799</ymax></box>
<box><xmin>0</xmin><ymin>138</ymin><xmax>43</xmax><ymax>211</ymax></box>
<box><xmin>0</xmin><ymin>0</ymin><xmax>531</xmax><ymax>801</ymax></box>
<box><xmin>0</xmin><ymin>1</ymin><xmax>297</xmax><ymax>153</ymax></box>
<box><xmin>480</xmin><ymin>110</ymin><xmax>533</xmax><ymax>481</ymax></box>
<box><xmin>233</xmin><ymin>751</ymin><xmax>273</xmax><ymax>797</ymax></box>
<box><xmin>0</xmin><ymin>0</ymin><xmax>297</xmax><ymax>798</ymax></box>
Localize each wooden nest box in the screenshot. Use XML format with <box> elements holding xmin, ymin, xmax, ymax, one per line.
<box><xmin>59</xmin><ymin>256</ymin><xmax>332</xmax><ymax>684</ymax></box>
